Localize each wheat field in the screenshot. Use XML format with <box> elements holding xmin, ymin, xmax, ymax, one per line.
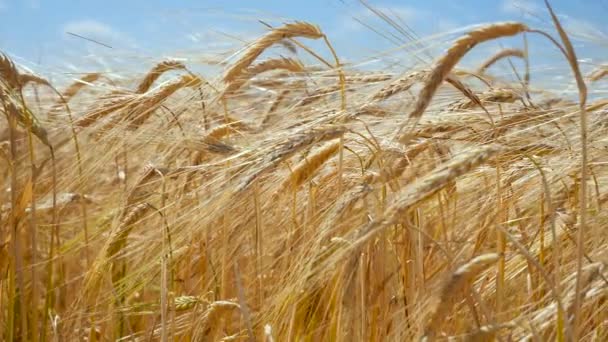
<box><xmin>1</xmin><ymin>1</ymin><xmax>607</xmax><ymax>341</ymax></box>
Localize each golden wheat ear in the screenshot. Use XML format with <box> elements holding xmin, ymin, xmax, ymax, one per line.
<box><xmin>477</xmin><ymin>48</ymin><xmax>525</xmax><ymax>73</ymax></box>
<box><xmin>278</xmin><ymin>139</ymin><xmax>341</xmax><ymax>192</ymax></box>
<box><xmin>223</xmin><ymin>21</ymin><xmax>322</xmax><ymax>83</ymax></box>
<box><xmin>223</xmin><ymin>57</ymin><xmax>305</xmax><ymax>97</ymax></box>
<box><xmin>136</xmin><ymin>60</ymin><xmax>187</xmax><ymax>93</ymax></box>
<box><xmin>408</xmin><ymin>22</ymin><xmax>528</xmax><ymax>120</ymax></box>
<box><xmin>422</xmin><ymin>253</ymin><xmax>500</xmax><ymax>341</ymax></box>
<box><xmin>0</xmin><ymin>52</ymin><xmax>21</xmax><ymax>90</ymax></box>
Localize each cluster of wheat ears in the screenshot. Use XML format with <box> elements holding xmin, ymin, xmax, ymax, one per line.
<box><xmin>1</xmin><ymin>1</ymin><xmax>607</xmax><ymax>341</ymax></box>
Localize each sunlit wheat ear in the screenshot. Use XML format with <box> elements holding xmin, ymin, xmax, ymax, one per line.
<box><xmin>588</xmin><ymin>66</ymin><xmax>608</xmax><ymax>82</ymax></box>
<box><xmin>263</xmin><ymin>89</ymin><xmax>290</xmax><ymax>124</ymax></box>
<box><xmin>452</xmin><ymin>87</ymin><xmax>521</xmax><ymax>110</ymax></box>
<box><xmin>370</xmin><ymin>140</ymin><xmax>431</xmax><ymax>183</ymax></box>
<box><xmin>237</xmin><ymin>125</ymin><xmax>345</xmax><ymax>191</ymax></box>
<box><xmin>174</xmin><ymin>295</ymin><xmax>207</xmax><ymax>311</ymax></box>
<box><xmin>64</xmin><ymin>73</ymin><xmax>102</xmax><ymax>99</ymax></box>
<box><xmin>204</xmin><ymin>121</ymin><xmax>249</xmax><ymax>141</ymax></box>
<box><xmin>408</xmin><ymin>22</ymin><xmax>528</xmax><ymax>120</ymax></box>
<box><xmin>75</xmin><ymin>94</ymin><xmax>134</xmax><ymax>128</ymax></box>
<box><xmin>421</xmin><ymin>253</ymin><xmax>500</xmax><ymax>341</ymax></box>
<box><xmin>136</xmin><ymin>60</ymin><xmax>187</xmax><ymax>93</ymax></box>
<box><xmin>353</xmin><ymin>144</ymin><xmax>504</xmax><ymax>246</ymax></box>
<box><xmin>296</xmin><ymin>84</ymin><xmax>343</xmax><ymax>107</ymax></box>
<box><xmin>128</xmin><ymin>74</ymin><xmax>202</xmax><ymax>127</ymax></box>
<box><xmin>223</xmin><ymin>21</ymin><xmax>323</xmax><ymax>83</ymax></box>
<box><xmin>477</xmin><ymin>48</ymin><xmax>525</xmax><ymax>73</ymax></box>
<box><xmin>223</xmin><ymin>57</ymin><xmax>304</xmax><ymax>97</ymax></box>
<box><xmin>347</xmin><ymin>73</ymin><xmax>392</xmax><ymax>84</ymax></box>
<box><xmin>371</xmin><ymin>70</ymin><xmax>426</xmax><ymax>101</ymax></box>
<box><xmin>279</xmin><ymin>139</ymin><xmax>340</xmax><ymax>192</ymax></box>
<box><xmin>49</xmin><ymin>73</ymin><xmax>101</xmax><ymax>116</ymax></box>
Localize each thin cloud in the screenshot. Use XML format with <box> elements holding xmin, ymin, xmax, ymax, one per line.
<box><xmin>26</xmin><ymin>0</ymin><xmax>40</xmax><ymax>10</ymax></box>
<box><xmin>62</xmin><ymin>19</ymin><xmax>134</xmax><ymax>48</ymax></box>
<box><xmin>338</xmin><ymin>5</ymin><xmax>422</xmax><ymax>33</ymax></box>
<box><xmin>501</xmin><ymin>0</ymin><xmax>541</xmax><ymax>16</ymax></box>
<box><xmin>562</xmin><ymin>16</ymin><xmax>608</xmax><ymax>44</ymax></box>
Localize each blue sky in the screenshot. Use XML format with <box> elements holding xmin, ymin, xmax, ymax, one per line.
<box><xmin>1</xmin><ymin>0</ymin><xmax>607</xmax><ymax>79</ymax></box>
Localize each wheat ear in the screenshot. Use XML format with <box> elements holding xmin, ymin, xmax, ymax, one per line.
<box><xmin>407</xmin><ymin>22</ymin><xmax>527</xmax><ymax>120</ymax></box>
<box><xmin>128</xmin><ymin>74</ymin><xmax>202</xmax><ymax>127</ymax></box>
<box><xmin>238</xmin><ymin>125</ymin><xmax>345</xmax><ymax>191</ymax></box>
<box><xmin>18</xmin><ymin>73</ymin><xmax>51</xmax><ymax>88</ymax></box>
<box><xmin>0</xmin><ymin>53</ymin><xmax>20</xmax><ymax>90</ymax></box>
<box><xmin>136</xmin><ymin>60</ymin><xmax>186</xmax><ymax>93</ymax></box>
<box><xmin>354</xmin><ymin>144</ymin><xmax>504</xmax><ymax>248</ymax></box>
<box><xmin>422</xmin><ymin>254</ymin><xmax>500</xmax><ymax>341</ymax></box>
<box><xmin>279</xmin><ymin>139</ymin><xmax>340</xmax><ymax>191</ymax></box>
<box><xmin>223</xmin><ymin>21</ymin><xmax>322</xmax><ymax>83</ymax></box>
<box><xmin>223</xmin><ymin>57</ymin><xmax>304</xmax><ymax>97</ymax></box>
<box><xmin>477</xmin><ymin>48</ymin><xmax>525</xmax><ymax>73</ymax></box>
<box><xmin>587</xmin><ymin>66</ymin><xmax>608</xmax><ymax>82</ymax></box>
<box><xmin>372</xmin><ymin>71</ymin><xmax>425</xmax><ymax>101</ymax></box>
